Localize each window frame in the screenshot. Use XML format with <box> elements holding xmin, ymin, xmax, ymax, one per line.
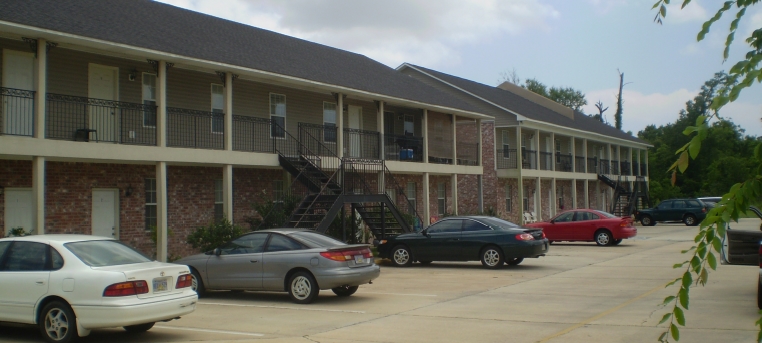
<box><xmin>406</xmin><ymin>182</ymin><xmax>416</xmax><ymax>214</ymax></box>
<box><xmin>214</xmin><ymin>179</ymin><xmax>223</xmax><ymax>221</ymax></box>
<box><xmin>211</xmin><ymin>83</ymin><xmax>224</xmax><ymax>134</ymax></box>
<box><xmin>264</xmin><ymin>233</ymin><xmax>306</xmax><ymax>252</ymax></box>
<box><xmin>145</xmin><ymin>178</ymin><xmax>157</xmax><ymax>231</ymax></box>
<box><xmin>505</xmin><ymin>184</ymin><xmax>512</xmax><ymax>212</ymax></box>
<box><xmin>142</xmin><ymin>72</ymin><xmax>157</xmax><ymax>128</ymax></box>
<box><xmin>322</xmin><ymin>101</ymin><xmax>337</xmax><ymax>143</ymax></box>
<box><xmin>404</xmin><ymin>114</ymin><xmax>414</xmax><ymax>135</ymax></box>
<box><xmin>502</xmin><ymin>131</ymin><xmax>511</xmax><ymax>159</ymax></box>
<box><xmin>437</xmin><ymin>182</ymin><xmax>446</xmax><ymax>216</ymax></box>
<box><xmin>269</xmin><ymin>93</ymin><xmax>286</xmax><ymax>139</ymax></box>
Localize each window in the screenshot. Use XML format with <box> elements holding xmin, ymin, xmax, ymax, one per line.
<box><xmin>0</xmin><ymin>242</ymin><xmax>9</xmax><ymax>261</ymax></box>
<box><xmin>406</xmin><ymin>182</ymin><xmax>416</xmax><ymax>214</ymax></box>
<box><xmin>1</xmin><ymin>242</ymin><xmax>48</xmax><ymax>271</ymax></box>
<box><xmin>463</xmin><ymin>220</ymin><xmax>490</xmax><ymax>232</ymax></box>
<box><xmin>553</xmin><ymin>212</ymin><xmax>574</xmax><ymax>223</ymax></box>
<box><xmin>428</xmin><ymin>219</ymin><xmax>462</xmax><ymax>233</ymax></box>
<box><xmin>386</xmin><ymin>188</ymin><xmax>396</xmax><ymax>205</ymax></box>
<box><xmin>404</xmin><ymin>114</ymin><xmax>414</xmax><ymax>135</ymax></box>
<box><xmin>145</xmin><ymin>178</ymin><xmax>157</xmax><ymax>230</ymax></box>
<box><xmin>523</xmin><ymin>186</ymin><xmax>529</xmax><ymax>211</ymax></box>
<box><xmin>65</xmin><ymin>240</ymin><xmax>151</xmax><ymax>267</ymax></box>
<box><xmin>142</xmin><ymin>73</ymin><xmax>157</xmax><ymax>127</ymax></box>
<box><xmin>558</xmin><ymin>196</ymin><xmax>564</xmax><ymax>210</ymax></box>
<box><xmin>323</xmin><ymin>102</ymin><xmax>337</xmax><ymax>143</ymax></box>
<box><xmin>214</xmin><ymin>179</ymin><xmax>223</xmax><ymax>221</ymax></box>
<box><xmin>266</xmin><ymin>234</ymin><xmax>305</xmax><ymax>252</ymax></box>
<box><xmin>51</xmin><ymin>248</ymin><xmax>64</xmax><ymax>270</ymax></box>
<box><xmin>437</xmin><ymin>183</ymin><xmax>446</xmax><ymax>215</ymax></box>
<box><xmin>672</xmin><ymin>200</ymin><xmax>687</xmax><ymax>209</ymax></box>
<box><xmin>270</xmin><ymin>93</ymin><xmax>286</xmax><ymax>138</ymax></box>
<box><xmin>211</xmin><ymin>84</ymin><xmax>224</xmax><ymax>134</ymax></box>
<box><xmin>505</xmin><ymin>184</ymin><xmax>512</xmax><ymax>212</ymax></box>
<box><xmin>219</xmin><ymin>233</ymin><xmax>269</xmax><ymax>255</ymax></box>
<box><xmin>273</xmin><ymin>180</ymin><xmax>284</xmax><ymax>203</ymax></box>
<box><xmin>502</xmin><ymin>131</ymin><xmax>510</xmax><ymax>158</ymax></box>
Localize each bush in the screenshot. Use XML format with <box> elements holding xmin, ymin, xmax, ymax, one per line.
<box><xmin>6</xmin><ymin>227</ymin><xmax>31</xmax><ymax>237</ymax></box>
<box><xmin>186</xmin><ymin>218</ymin><xmax>245</xmax><ymax>253</ymax></box>
<box><xmin>246</xmin><ymin>194</ymin><xmax>303</xmax><ymax>230</ymax></box>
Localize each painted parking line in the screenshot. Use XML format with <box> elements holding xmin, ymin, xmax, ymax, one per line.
<box><xmin>361</xmin><ymin>292</ymin><xmax>438</xmax><ymax>297</ymax></box>
<box><xmin>154</xmin><ymin>325</ymin><xmax>264</xmax><ymax>337</ymax></box>
<box><xmin>198</xmin><ymin>301</ymin><xmax>366</xmax><ymax>313</ymax></box>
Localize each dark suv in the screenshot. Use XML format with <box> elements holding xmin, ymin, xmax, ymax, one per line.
<box><xmin>635</xmin><ymin>198</ymin><xmax>708</xmax><ymax>226</ymax></box>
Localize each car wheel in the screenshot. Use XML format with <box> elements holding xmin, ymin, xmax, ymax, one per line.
<box><xmin>39</xmin><ymin>301</ymin><xmax>78</xmax><ymax>343</ymax></box>
<box><xmin>332</xmin><ymin>285</ymin><xmax>359</xmax><ymax>297</ymax></box>
<box><xmin>480</xmin><ymin>246</ymin><xmax>504</xmax><ymax>269</ymax></box>
<box><xmin>612</xmin><ymin>239</ymin><xmax>623</xmax><ymax>246</ymax></box>
<box><xmin>288</xmin><ymin>271</ymin><xmax>319</xmax><ymax>304</ymax></box>
<box><xmin>595</xmin><ymin>230</ymin><xmax>613</xmax><ymax>246</ymax></box>
<box><xmin>684</xmin><ymin>214</ymin><xmax>698</xmax><ymax>226</ymax></box>
<box><xmin>505</xmin><ymin>257</ymin><xmax>524</xmax><ymax>266</ymax></box>
<box><xmin>419</xmin><ymin>261</ymin><xmax>432</xmax><ymax>265</ymax></box>
<box><xmin>124</xmin><ymin>322</ymin><xmax>155</xmax><ymax>333</ymax></box>
<box><xmin>391</xmin><ymin>245</ymin><xmax>413</xmax><ymax>267</ymax></box>
<box><xmin>190</xmin><ymin>269</ymin><xmax>206</xmax><ymax>297</ymax></box>
<box><xmin>640</xmin><ymin>215</ymin><xmax>654</xmax><ymax>226</ymax></box>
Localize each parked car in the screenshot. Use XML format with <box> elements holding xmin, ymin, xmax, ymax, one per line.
<box><xmin>698</xmin><ymin>196</ymin><xmax>722</xmax><ymax>208</ymax></box>
<box><xmin>524</xmin><ymin>209</ymin><xmax>637</xmax><ymax>246</ymax></box>
<box><xmin>175</xmin><ymin>229</ymin><xmax>380</xmax><ymax>304</ymax></box>
<box><xmin>635</xmin><ymin>198</ymin><xmax>708</xmax><ymax>226</ymax></box>
<box><xmin>721</xmin><ymin>206</ymin><xmax>762</xmax><ymax>309</ymax></box>
<box><xmin>375</xmin><ymin>216</ymin><xmax>548</xmax><ymax>268</ymax></box>
<box><xmin>0</xmin><ymin>235</ymin><xmax>197</xmax><ymax>343</ymax></box>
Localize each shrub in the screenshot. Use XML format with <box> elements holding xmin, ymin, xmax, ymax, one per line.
<box><xmin>186</xmin><ymin>218</ymin><xmax>245</xmax><ymax>253</ymax></box>
<box><xmin>6</xmin><ymin>227</ymin><xmax>31</xmax><ymax>237</ymax></box>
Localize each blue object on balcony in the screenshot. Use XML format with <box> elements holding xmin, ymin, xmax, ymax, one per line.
<box><xmin>400</xmin><ymin>149</ymin><xmax>413</xmax><ymax>160</ymax></box>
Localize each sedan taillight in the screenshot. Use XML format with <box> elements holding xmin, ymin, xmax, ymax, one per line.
<box><xmin>320</xmin><ymin>248</ymin><xmax>373</xmax><ymax>261</ymax></box>
<box><xmin>515</xmin><ymin>233</ymin><xmax>535</xmax><ymax>241</ymax></box>
<box><xmin>176</xmin><ymin>274</ymin><xmax>193</xmax><ymax>289</ymax></box>
<box><xmin>103</xmin><ymin>280</ymin><xmax>149</xmax><ymax>297</ymax></box>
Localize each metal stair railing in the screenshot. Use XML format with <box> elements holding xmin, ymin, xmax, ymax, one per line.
<box><xmin>383</xmin><ymin>164</ymin><xmax>423</xmax><ymax>231</ymax></box>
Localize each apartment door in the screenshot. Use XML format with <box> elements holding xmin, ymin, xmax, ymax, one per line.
<box><xmin>92</xmin><ymin>189</ymin><xmax>118</xmax><ymax>238</ymax></box>
<box><xmin>347</xmin><ymin>105</ymin><xmax>362</xmax><ymax>157</ymax></box>
<box><xmin>88</xmin><ymin>64</ymin><xmax>119</xmax><ymax>142</ymax></box>
<box><xmin>4</xmin><ymin>189</ymin><xmax>33</xmax><ymax>236</ymax></box>
<box><xmin>2</xmin><ymin>50</ymin><xmax>34</xmax><ymax>136</ymax></box>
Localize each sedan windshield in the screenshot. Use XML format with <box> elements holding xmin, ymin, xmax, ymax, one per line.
<box><xmin>480</xmin><ymin>217</ymin><xmax>520</xmax><ymax>230</ymax></box>
<box><xmin>290</xmin><ymin>232</ymin><xmax>346</xmax><ymax>248</ymax></box>
<box><xmin>65</xmin><ymin>240</ymin><xmax>152</xmax><ymax>267</ymax></box>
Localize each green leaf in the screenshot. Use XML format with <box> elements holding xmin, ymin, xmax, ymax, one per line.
<box><xmin>673</xmin><ymin>261</ymin><xmax>689</xmax><ymax>268</ymax></box>
<box><xmin>699</xmin><ymin>268</ymin><xmax>709</xmax><ymax>286</ymax></box>
<box><xmin>674</xmin><ymin>306</ymin><xmax>686</xmax><ymax>326</ymax></box>
<box><xmin>679</xmin><ymin>287</ymin><xmax>690</xmax><ymax>309</ymax></box>
<box><xmin>712</xmin><ymin>235</ymin><xmax>723</xmax><ymax>252</ymax></box>
<box><xmin>708</xmin><ymin>252</ymin><xmax>718</xmax><ymax>270</ymax></box>
<box><xmin>660</xmin><ymin>4</ymin><xmax>667</xmax><ymax>17</ymax></box>
<box><xmin>677</xmin><ymin>151</ymin><xmax>690</xmax><ymax>173</ymax></box>
<box><xmin>666</xmin><ymin>277</ymin><xmax>682</xmax><ymax>288</ymax></box>
<box><xmin>690</xmin><ymin>256</ymin><xmax>701</xmax><ymax>272</ymax></box>
<box><xmin>671</xmin><ymin>323</ymin><xmax>680</xmax><ymax>340</ymax></box>
<box><xmin>683</xmin><ymin>126</ymin><xmax>698</xmax><ymax>135</ymax></box>
<box><xmin>695</xmin><ymin>115</ymin><xmax>706</xmax><ymax>126</ymax></box>
<box><xmin>663</xmin><ymin>296</ymin><xmax>676</xmax><ymax>305</ymax></box>
<box><xmin>659</xmin><ymin>332</ymin><xmax>668</xmax><ymax>343</ymax></box>
<box><xmin>659</xmin><ymin>312</ymin><xmax>672</xmax><ymax>324</ymax></box>
<box><xmin>681</xmin><ymin>246</ymin><xmax>696</xmax><ymax>254</ymax></box>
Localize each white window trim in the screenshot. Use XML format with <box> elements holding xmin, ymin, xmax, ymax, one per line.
<box><xmin>142</xmin><ymin>72</ymin><xmax>157</xmax><ymax>129</ymax></box>
<box><xmin>437</xmin><ymin>182</ymin><xmax>446</xmax><ymax>215</ymax></box>
<box><xmin>505</xmin><ymin>184</ymin><xmax>511</xmax><ymax>212</ymax></box>
<box><xmin>145</xmin><ymin>178</ymin><xmax>157</xmax><ymax>231</ymax></box>
<box><xmin>211</xmin><ymin>83</ymin><xmax>224</xmax><ymax>135</ymax></box>
<box><xmin>270</xmin><ymin>92</ymin><xmax>286</xmax><ymax>139</ymax></box>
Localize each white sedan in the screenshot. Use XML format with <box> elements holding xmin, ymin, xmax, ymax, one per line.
<box><xmin>0</xmin><ymin>235</ymin><xmax>197</xmax><ymax>343</ymax></box>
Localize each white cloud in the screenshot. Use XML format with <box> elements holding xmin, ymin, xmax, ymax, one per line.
<box><xmin>156</xmin><ymin>0</ymin><xmax>559</xmax><ymax>68</ymax></box>
<box><xmin>586</xmin><ymin>0</ymin><xmax>628</xmax><ymax>14</ymax></box>
<box><xmin>583</xmin><ymin>87</ymin><xmax>762</xmax><ymax>137</ymax></box>
<box><xmin>665</xmin><ymin>1</ymin><xmax>708</xmax><ymax>24</ymax></box>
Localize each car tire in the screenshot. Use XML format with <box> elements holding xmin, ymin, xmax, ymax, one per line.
<box><xmin>332</xmin><ymin>285</ymin><xmax>359</xmax><ymax>297</ymax></box>
<box><xmin>612</xmin><ymin>239</ymin><xmax>623</xmax><ymax>246</ymax></box>
<box><xmin>39</xmin><ymin>301</ymin><xmax>78</xmax><ymax>343</ymax></box>
<box><xmin>480</xmin><ymin>246</ymin><xmax>505</xmax><ymax>269</ymax></box>
<box><xmin>640</xmin><ymin>215</ymin><xmax>655</xmax><ymax>226</ymax></box>
<box><xmin>684</xmin><ymin>214</ymin><xmax>699</xmax><ymax>226</ymax></box>
<box><xmin>190</xmin><ymin>269</ymin><xmax>206</xmax><ymax>297</ymax></box>
<box><xmin>391</xmin><ymin>245</ymin><xmax>413</xmax><ymax>267</ymax></box>
<box><xmin>419</xmin><ymin>261</ymin><xmax>432</xmax><ymax>265</ymax></box>
<box><xmin>505</xmin><ymin>257</ymin><xmax>524</xmax><ymax>266</ymax></box>
<box><xmin>124</xmin><ymin>322</ymin><xmax>155</xmax><ymax>333</ymax></box>
<box><xmin>595</xmin><ymin>230</ymin><xmax>613</xmax><ymax>246</ymax></box>
<box><xmin>288</xmin><ymin>271</ymin><xmax>319</xmax><ymax>304</ymax></box>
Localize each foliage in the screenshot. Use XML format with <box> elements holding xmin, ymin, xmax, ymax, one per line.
<box><xmin>245</xmin><ymin>193</ymin><xmax>302</xmax><ymax>230</ymax></box>
<box><xmin>147</xmin><ymin>225</ymin><xmax>173</xmax><ymax>244</ymax></box>
<box><xmin>6</xmin><ymin>227</ymin><xmax>31</xmax><ymax>237</ymax></box>
<box><xmin>522</xmin><ymin>78</ymin><xmax>588</xmax><ymax>111</ymax></box>
<box><xmin>186</xmin><ymin>218</ymin><xmax>245</xmax><ymax>253</ymax></box>
<box><xmin>614</xmin><ymin>70</ymin><xmax>625</xmax><ymax>130</ymax></box>
<box><xmin>651</xmin><ymin>1</ymin><xmax>762</xmax><ymax>341</ymax></box>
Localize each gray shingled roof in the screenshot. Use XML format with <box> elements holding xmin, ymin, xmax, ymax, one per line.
<box><xmin>0</xmin><ymin>0</ymin><xmax>482</xmax><ymax>115</ymax></box>
<box><xmin>404</xmin><ymin>64</ymin><xmax>648</xmax><ymax>145</ymax></box>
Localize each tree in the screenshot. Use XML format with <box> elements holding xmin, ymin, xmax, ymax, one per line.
<box><xmin>521</xmin><ymin>78</ymin><xmax>588</xmax><ymax>111</ymax></box>
<box><xmin>614</xmin><ymin>70</ymin><xmax>626</xmax><ymax>130</ymax></box>
<box><xmin>651</xmin><ymin>1</ymin><xmax>762</xmax><ymax>342</ymax></box>
<box><xmin>593</xmin><ymin>100</ymin><xmax>608</xmax><ymax>123</ymax></box>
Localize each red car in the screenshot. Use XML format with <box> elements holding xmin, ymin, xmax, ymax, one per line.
<box><xmin>525</xmin><ymin>209</ymin><xmax>637</xmax><ymax>246</ymax></box>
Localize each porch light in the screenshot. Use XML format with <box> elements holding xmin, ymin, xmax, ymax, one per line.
<box><xmin>128</xmin><ymin>68</ymin><xmax>138</xmax><ymax>81</ymax></box>
<box><xmin>124</xmin><ymin>185</ymin><xmax>133</xmax><ymax>197</ymax></box>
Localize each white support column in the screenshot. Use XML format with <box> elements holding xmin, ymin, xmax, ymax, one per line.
<box><xmin>571</xmin><ymin>138</ymin><xmax>576</xmax><ymax>173</ymax></box>
<box><xmin>33</xmin><ymin>156</ymin><xmax>45</xmax><ymax>234</ymax></box>
<box><xmin>596</xmin><ymin>178</ymin><xmax>601</xmax><ymax>211</ymax></box>
<box><xmin>637</xmin><ymin>149</ymin><xmax>642</xmax><ymax>176</ymax></box>
<box><xmin>478</xmin><ymin>175</ymin><xmax>484</xmax><ymax>213</ymax></box>
<box><xmin>157</xmin><ymin>61</ymin><xmax>168</xmax><ymax>148</ymax></box>
<box><xmin>551</xmin><ymin>178</ymin><xmax>557</xmax><ymax>216</ymax></box>
<box><xmin>518</xmin><ymin>176</ymin><xmax>524</xmax><ymax>224</ymax></box>
<box><xmin>224</xmin><ymin>72</ymin><xmax>233</xmax><ymax>151</ymax></box>
<box><xmin>451</xmin><ymin>114</ymin><xmax>457</xmax><ymax>165</ymax></box>
<box><xmin>34</xmin><ymin>38</ymin><xmax>47</xmax><ymax>139</ymax></box>
<box><xmin>645</xmin><ymin>149</ymin><xmax>649</xmax><ymax>178</ymax></box>
<box><xmin>535</xmin><ymin>177</ymin><xmax>542</xmax><ymax>221</ymax></box>
<box><xmin>583</xmin><ymin>139</ymin><xmax>588</xmax><ymax>173</ymax></box>
<box><xmin>535</xmin><ymin>129</ymin><xmax>540</xmax><ymax>170</ymax></box>
<box><xmin>337</xmin><ymin>94</ymin><xmax>344</xmax><ymax>159</ymax></box>
<box><xmin>584</xmin><ymin>180</ymin><xmax>589</xmax><ymax>208</ymax></box>
<box><xmin>156</xmin><ymin>162</ymin><xmax>168</xmax><ymax>262</ymax></box>
<box><xmin>617</xmin><ymin>145</ymin><xmax>621</xmax><ymax>175</ymax></box>
<box><xmin>377</xmin><ymin>101</ymin><xmax>384</xmax><ymax>160</ymax></box>
<box><xmin>451</xmin><ymin>174</ymin><xmax>458</xmax><ymax>215</ymax></box>
<box><xmin>476</xmin><ymin>119</ymin><xmax>483</xmax><ymax>166</ymax></box>
<box><xmin>423</xmin><ymin>172</ymin><xmax>430</xmax><ymax>226</ymax></box>
<box><xmin>223</xmin><ymin>164</ymin><xmax>233</xmax><ymax>222</ymax></box>
<box><xmin>517</xmin><ymin>126</ymin><xmax>522</xmax><ymax>170</ymax></box>
<box><xmin>571</xmin><ymin>178</ymin><xmax>578</xmax><ymax>209</ymax></box>
<box><xmin>422</xmin><ymin>110</ymin><xmax>429</xmax><ymax>164</ymax></box>
<box><xmin>550</xmin><ymin>132</ymin><xmax>556</xmax><ymax>171</ymax></box>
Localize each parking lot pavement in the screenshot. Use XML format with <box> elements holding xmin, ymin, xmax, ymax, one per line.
<box><xmin>2</xmin><ymin>220</ymin><xmax>760</xmax><ymax>343</ymax></box>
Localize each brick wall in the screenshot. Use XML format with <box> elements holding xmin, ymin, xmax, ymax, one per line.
<box><xmin>481</xmin><ymin>121</ymin><xmax>497</xmax><ymax>215</ymax></box>
<box><xmin>0</xmin><ymin>160</ymin><xmax>33</xmax><ymax>230</ymax></box>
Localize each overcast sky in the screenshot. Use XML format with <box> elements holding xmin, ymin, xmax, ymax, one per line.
<box><xmin>157</xmin><ymin>0</ymin><xmax>762</xmax><ymax>137</ymax></box>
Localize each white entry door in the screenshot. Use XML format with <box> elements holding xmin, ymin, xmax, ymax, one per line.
<box><xmin>4</xmin><ymin>189</ymin><xmax>33</xmax><ymax>236</ymax></box>
<box><xmin>347</xmin><ymin>105</ymin><xmax>362</xmax><ymax>157</ymax></box>
<box><xmin>2</xmin><ymin>50</ymin><xmax>35</xmax><ymax>136</ymax></box>
<box><xmin>92</xmin><ymin>190</ymin><xmax>118</xmax><ymax>238</ymax></box>
<box><xmin>88</xmin><ymin>64</ymin><xmax>118</xmax><ymax>142</ymax></box>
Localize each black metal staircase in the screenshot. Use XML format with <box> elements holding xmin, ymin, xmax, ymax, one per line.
<box><xmin>598</xmin><ymin>174</ymin><xmax>651</xmax><ymax>217</ymax></box>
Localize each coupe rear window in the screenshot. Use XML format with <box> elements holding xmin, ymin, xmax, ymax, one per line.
<box><xmin>594</xmin><ymin>211</ymin><xmax>619</xmax><ymax>218</ymax></box>
<box><xmin>290</xmin><ymin>232</ymin><xmax>346</xmax><ymax>248</ymax></box>
<box><xmin>480</xmin><ymin>217</ymin><xmax>520</xmax><ymax>230</ymax></box>
<box><xmin>65</xmin><ymin>240</ymin><xmax>151</xmax><ymax>267</ymax></box>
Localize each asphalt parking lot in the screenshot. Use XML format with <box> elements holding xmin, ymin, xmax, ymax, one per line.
<box><xmin>2</xmin><ymin>220</ymin><xmax>760</xmax><ymax>343</ymax></box>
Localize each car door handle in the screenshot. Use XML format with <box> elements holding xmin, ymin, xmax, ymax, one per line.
<box><xmin>36</xmin><ymin>280</ymin><xmax>45</xmax><ymax>285</ymax></box>
<box><xmin>250</xmin><ymin>260</ymin><xmax>258</xmax><ymax>263</ymax></box>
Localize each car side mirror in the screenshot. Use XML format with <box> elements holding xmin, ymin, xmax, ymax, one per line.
<box><xmin>214</xmin><ymin>248</ymin><xmax>221</xmax><ymax>256</ymax></box>
<box><xmin>549</xmin><ymin>219</ymin><xmax>555</xmax><ymax>224</ymax></box>
<box><xmin>422</xmin><ymin>230</ymin><xmax>429</xmax><ymax>237</ymax></box>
